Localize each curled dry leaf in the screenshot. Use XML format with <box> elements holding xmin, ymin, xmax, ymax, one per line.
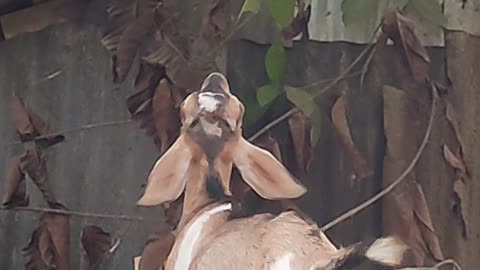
<box><xmin>413</xmin><ymin>183</ymin><xmax>444</xmax><ymax>262</ymax></box>
<box><xmin>81</xmin><ymin>225</ymin><xmax>115</xmax><ymax>270</ymax></box>
<box><xmin>287</xmin><ymin>111</ymin><xmax>312</xmax><ymax>178</ymax></box>
<box><xmin>442</xmin><ymin>144</ymin><xmax>469</xmax><ymax>238</ymax></box>
<box><xmin>101</xmin><ymin>0</ymin><xmax>161</xmax><ymax>82</ymax></box>
<box><xmin>256</xmin><ymin>133</ymin><xmax>282</xmax><ymax>161</ymax></box>
<box><xmin>2</xmin><ymin>154</ymin><xmax>29</xmax><ymax>207</ymax></box>
<box><xmin>446</xmin><ymin>102</ymin><xmax>465</xmax><ymax>153</ymax></box>
<box><xmin>139</xmin><ymin>230</ymin><xmax>175</xmax><ymax>270</ymax></box>
<box><xmin>20</xmin><ymin>146</ymin><xmax>61</xmax><ymax>208</ymax></box>
<box><xmin>152</xmin><ymin>78</ymin><xmax>181</xmax><ymax>153</ymax></box>
<box><xmin>22</xmin><ymin>213</ymin><xmax>70</xmax><ymax>270</ymax></box>
<box><xmin>282</xmin><ymin>0</ymin><xmax>311</xmax><ymax>40</ymax></box>
<box><xmin>9</xmin><ymin>96</ymin><xmax>65</xmax><ymax>147</ymax></box>
<box><xmin>382</xmin><ymin>9</ymin><xmax>431</xmax><ymax>82</ymax></box>
<box><xmin>331</xmin><ymin>94</ymin><xmax>372</xmax><ymax>180</ymax></box>
<box><xmin>116</xmin><ymin>12</ymin><xmax>156</xmax><ymax>82</ymax></box>
<box><xmin>206</xmin><ymin>0</ymin><xmax>228</xmax><ymax>39</ymax></box>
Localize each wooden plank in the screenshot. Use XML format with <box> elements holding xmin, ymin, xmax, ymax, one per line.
<box><xmin>0</xmin><ymin>0</ymin><xmax>86</xmax><ymax>40</ymax></box>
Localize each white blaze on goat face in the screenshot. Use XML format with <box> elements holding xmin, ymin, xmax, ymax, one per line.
<box><xmin>173</xmin><ymin>203</ymin><xmax>233</xmax><ymax>270</ymax></box>
<box><xmin>198</xmin><ymin>92</ymin><xmax>225</xmax><ymax>113</ymax></box>
<box><xmin>199</xmin><ymin>118</ymin><xmax>222</xmax><ymax>137</ymax></box>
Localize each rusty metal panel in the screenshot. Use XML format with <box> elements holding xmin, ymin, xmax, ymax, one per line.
<box><xmin>0</xmin><ymin>21</ymin><xmax>167</xmax><ymax>270</ymax></box>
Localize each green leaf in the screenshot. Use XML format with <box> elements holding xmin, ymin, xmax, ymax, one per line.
<box><xmin>284</xmin><ymin>86</ymin><xmax>315</xmax><ymax>115</ymax></box>
<box><xmin>257</xmin><ymin>84</ymin><xmax>281</xmax><ymax>106</ymax></box>
<box><xmin>341</xmin><ymin>0</ymin><xmax>380</xmax><ymax>26</ymax></box>
<box><xmin>265</xmin><ymin>41</ymin><xmax>286</xmax><ymax>83</ymax></box>
<box><xmin>408</xmin><ymin>0</ymin><xmax>446</xmax><ymax>26</ymax></box>
<box><xmin>269</xmin><ymin>0</ymin><xmax>295</xmax><ymax>28</ymax></box>
<box><xmin>241</xmin><ymin>93</ymin><xmax>268</xmax><ymax>128</ymax></box>
<box><xmin>310</xmin><ymin>106</ymin><xmax>322</xmax><ymax>146</ymax></box>
<box><xmin>239</xmin><ymin>0</ymin><xmax>261</xmax><ymax>16</ymax></box>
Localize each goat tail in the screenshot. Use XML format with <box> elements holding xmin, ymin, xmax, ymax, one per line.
<box><xmin>323</xmin><ymin>236</ymin><xmax>408</xmax><ymax>270</ymax></box>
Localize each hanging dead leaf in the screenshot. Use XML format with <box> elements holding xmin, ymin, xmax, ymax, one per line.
<box><xmin>287</xmin><ymin>111</ymin><xmax>312</xmax><ymax>178</ymax></box>
<box><xmin>115</xmin><ymin>12</ymin><xmax>156</xmax><ymax>82</ymax></box>
<box><xmin>22</xmin><ymin>213</ymin><xmax>70</xmax><ymax>270</ymax></box>
<box><xmin>81</xmin><ymin>225</ymin><xmax>115</xmax><ymax>270</ymax></box>
<box><xmin>206</xmin><ymin>0</ymin><xmax>228</xmax><ymax>39</ymax></box>
<box><xmin>282</xmin><ymin>0</ymin><xmax>310</xmax><ymax>40</ymax></box>
<box><xmin>442</xmin><ymin>144</ymin><xmax>469</xmax><ymax>238</ymax></box>
<box><xmin>442</xmin><ymin>145</ymin><xmax>467</xmax><ymax>177</ymax></box>
<box><xmin>331</xmin><ymin>94</ymin><xmax>372</xmax><ymax>180</ymax></box>
<box><xmin>413</xmin><ymin>183</ymin><xmax>444</xmax><ymax>262</ymax></box>
<box><xmin>101</xmin><ymin>0</ymin><xmax>161</xmax><ymax>81</ymax></box>
<box><xmin>20</xmin><ymin>146</ymin><xmax>61</xmax><ymax>208</ymax></box>
<box><xmin>139</xmin><ymin>231</ymin><xmax>175</xmax><ymax>270</ymax></box>
<box><xmin>8</xmin><ymin>96</ymin><xmax>65</xmax><ymax>147</ymax></box>
<box><xmin>382</xmin><ymin>9</ymin><xmax>430</xmax><ymax>82</ymax></box>
<box><xmin>152</xmin><ymin>78</ymin><xmax>181</xmax><ymax>152</ymax></box>
<box><xmin>445</xmin><ymin>102</ymin><xmax>465</xmax><ymax>153</ymax></box>
<box><xmin>2</xmin><ymin>154</ymin><xmax>29</xmax><ymax>208</ymax></box>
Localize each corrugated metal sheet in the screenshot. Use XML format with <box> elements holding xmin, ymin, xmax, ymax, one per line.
<box><xmin>0</xmin><ymin>21</ymin><xmax>168</xmax><ymax>270</ymax></box>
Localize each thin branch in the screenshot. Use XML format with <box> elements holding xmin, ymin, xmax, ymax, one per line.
<box><xmin>398</xmin><ymin>259</ymin><xmax>462</xmax><ymax>270</ymax></box>
<box><xmin>248</xmin><ymin>24</ymin><xmax>381</xmax><ymax>142</ymax></box>
<box><xmin>1</xmin><ymin>206</ymin><xmax>143</xmax><ymax>221</ymax></box>
<box><xmin>10</xmin><ymin>119</ymin><xmax>133</xmax><ymax>146</ymax></box>
<box><xmin>321</xmin><ymin>81</ymin><xmax>438</xmax><ymax>231</ymax></box>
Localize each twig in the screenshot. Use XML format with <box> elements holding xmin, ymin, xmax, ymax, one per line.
<box><xmin>398</xmin><ymin>259</ymin><xmax>462</xmax><ymax>270</ymax></box>
<box><xmin>321</xmin><ymin>81</ymin><xmax>438</xmax><ymax>231</ymax></box>
<box><xmin>360</xmin><ymin>46</ymin><xmax>376</xmax><ymax>88</ymax></box>
<box><xmin>10</xmin><ymin>119</ymin><xmax>132</xmax><ymax>146</ymax></box>
<box><xmin>1</xmin><ymin>206</ymin><xmax>143</xmax><ymax>221</ymax></box>
<box><xmin>248</xmin><ymin>24</ymin><xmax>381</xmax><ymax>142</ymax></box>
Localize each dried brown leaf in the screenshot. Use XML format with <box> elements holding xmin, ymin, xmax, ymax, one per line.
<box><xmin>442</xmin><ymin>145</ymin><xmax>467</xmax><ymax>176</ymax></box>
<box><xmin>382</xmin><ymin>9</ymin><xmax>430</xmax><ymax>82</ymax></box>
<box><xmin>446</xmin><ymin>102</ymin><xmax>465</xmax><ymax>152</ymax></box>
<box><xmin>8</xmin><ymin>96</ymin><xmax>65</xmax><ymax>147</ymax></box>
<box><xmin>139</xmin><ymin>231</ymin><xmax>175</xmax><ymax>270</ymax></box>
<box><xmin>152</xmin><ymin>78</ymin><xmax>181</xmax><ymax>152</ymax></box>
<box><xmin>282</xmin><ymin>1</ymin><xmax>310</xmax><ymax>40</ymax></box>
<box><xmin>20</xmin><ymin>147</ymin><xmax>61</xmax><ymax>208</ymax></box>
<box><xmin>413</xmin><ymin>183</ymin><xmax>444</xmax><ymax>262</ymax></box>
<box><xmin>81</xmin><ymin>225</ymin><xmax>115</xmax><ymax>270</ymax></box>
<box><xmin>331</xmin><ymin>95</ymin><xmax>372</xmax><ymax>179</ymax></box>
<box><xmin>116</xmin><ymin>13</ymin><xmax>155</xmax><ymax>82</ymax></box>
<box><xmin>9</xmin><ymin>96</ymin><xmax>36</xmax><ymax>139</ymax></box>
<box><xmin>22</xmin><ymin>213</ymin><xmax>70</xmax><ymax>270</ymax></box>
<box><xmin>206</xmin><ymin>0</ymin><xmax>228</xmax><ymax>38</ymax></box>
<box><xmin>287</xmin><ymin>111</ymin><xmax>312</xmax><ymax>178</ymax></box>
<box><xmin>442</xmin><ymin>144</ymin><xmax>469</xmax><ymax>238</ymax></box>
<box><xmin>2</xmin><ymin>155</ymin><xmax>29</xmax><ymax>207</ymax></box>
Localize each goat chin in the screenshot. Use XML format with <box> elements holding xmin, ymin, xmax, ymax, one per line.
<box><xmin>165</xmin><ymin>202</ymin><xmax>408</xmax><ymax>270</ymax></box>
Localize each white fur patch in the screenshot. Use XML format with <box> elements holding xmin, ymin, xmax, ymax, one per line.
<box><xmin>200</xmin><ymin>118</ymin><xmax>222</xmax><ymax>137</ymax></box>
<box><xmin>198</xmin><ymin>92</ymin><xmax>224</xmax><ymax>112</ymax></box>
<box><xmin>365</xmin><ymin>237</ymin><xmax>407</xmax><ymax>266</ymax></box>
<box><xmin>173</xmin><ymin>203</ymin><xmax>232</xmax><ymax>270</ymax></box>
<box><xmin>269</xmin><ymin>253</ymin><xmax>294</xmax><ymax>270</ymax></box>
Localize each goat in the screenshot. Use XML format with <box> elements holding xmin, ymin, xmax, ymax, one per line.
<box><xmin>137</xmin><ymin>72</ymin><xmax>408</xmax><ymax>270</ymax></box>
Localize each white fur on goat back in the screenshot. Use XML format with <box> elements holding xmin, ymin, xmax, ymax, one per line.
<box><xmin>165</xmin><ymin>202</ymin><xmax>361</xmax><ymax>270</ymax></box>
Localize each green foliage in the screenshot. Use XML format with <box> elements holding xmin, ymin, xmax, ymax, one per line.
<box><xmin>265</xmin><ymin>40</ymin><xmax>286</xmax><ymax>83</ymax></box>
<box><xmin>239</xmin><ymin>0</ymin><xmax>261</xmax><ymax>16</ymax></box>
<box><xmin>240</xmin><ymin>91</ymin><xmax>269</xmax><ymax>128</ymax></box>
<box><xmin>257</xmin><ymin>84</ymin><xmax>281</xmax><ymax>106</ymax></box>
<box><xmin>407</xmin><ymin>0</ymin><xmax>447</xmax><ymax>26</ymax></box>
<box><xmin>341</xmin><ymin>0</ymin><xmax>380</xmax><ymax>26</ymax></box>
<box><xmin>269</xmin><ymin>0</ymin><xmax>296</xmax><ymax>28</ymax></box>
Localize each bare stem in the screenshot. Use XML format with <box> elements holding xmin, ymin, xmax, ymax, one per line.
<box><xmin>1</xmin><ymin>206</ymin><xmax>143</xmax><ymax>221</ymax></box>
<box><xmin>321</xmin><ymin>81</ymin><xmax>438</xmax><ymax>231</ymax></box>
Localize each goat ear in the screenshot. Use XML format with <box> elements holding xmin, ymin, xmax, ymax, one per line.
<box><xmin>232</xmin><ymin>137</ymin><xmax>307</xmax><ymax>200</ymax></box>
<box><xmin>137</xmin><ymin>134</ymin><xmax>191</xmax><ymax>206</ymax></box>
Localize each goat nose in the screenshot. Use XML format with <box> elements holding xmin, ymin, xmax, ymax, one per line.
<box><xmin>201</xmin><ymin>72</ymin><xmax>230</xmax><ymax>94</ymax></box>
